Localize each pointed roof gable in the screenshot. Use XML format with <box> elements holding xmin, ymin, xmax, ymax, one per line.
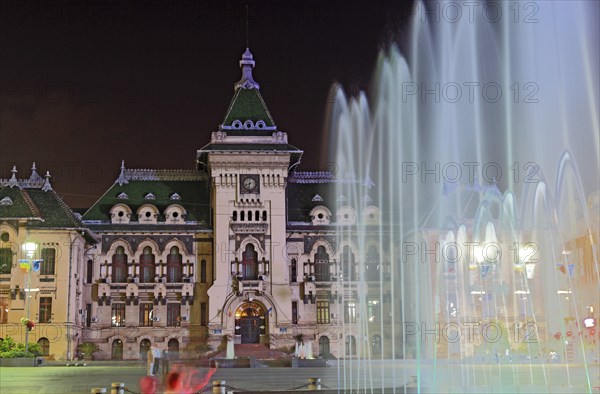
<box><xmin>220</xmin><ymin>48</ymin><xmax>276</xmax><ymax>131</ymax></box>
<box><xmin>222</xmin><ymin>88</ymin><xmax>275</xmax><ymax>129</ymax></box>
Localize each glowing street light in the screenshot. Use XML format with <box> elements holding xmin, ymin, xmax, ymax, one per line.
<box><xmin>20</xmin><ymin>242</ymin><xmax>40</xmax><ymax>355</ymax></box>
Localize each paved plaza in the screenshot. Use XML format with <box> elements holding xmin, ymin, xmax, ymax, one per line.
<box><xmin>0</xmin><ymin>360</ymin><xmax>598</xmax><ymax>393</ymax></box>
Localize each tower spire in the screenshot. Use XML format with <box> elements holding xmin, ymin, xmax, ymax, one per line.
<box><xmin>246</xmin><ymin>4</ymin><xmax>249</xmax><ymax>49</ymax></box>
<box><xmin>234</xmin><ymin>48</ymin><xmax>259</xmax><ymax>90</ymax></box>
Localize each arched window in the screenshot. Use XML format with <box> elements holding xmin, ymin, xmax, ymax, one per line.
<box><xmin>342</xmin><ymin>246</ymin><xmax>356</xmax><ymax>281</ymax></box>
<box><xmin>240</xmin><ymin>211</ymin><xmax>245</xmax><ymax>221</ymax></box>
<box><xmin>140</xmin><ymin>339</ymin><xmax>151</xmax><ymax>361</ymax></box>
<box><xmin>38</xmin><ymin>337</ymin><xmax>50</xmax><ymax>356</ymax></box>
<box><xmin>319</xmin><ymin>336</ymin><xmax>330</xmax><ymax>357</ymax></box>
<box><xmin>290</xmin><ymin>258</ymin><xmax>297</xmax><ymax>283</ymax></box>
<box><xmin>346</xmin><ymin>335</ymin><xmax>356</xmax><ymax>356</ymax></box>
<box><xmin>168</xmin><ymin>338</ymin><xmax>179</xmax><ymax>359</ymax></box>
<box><xmin>314</xmin><ymin>246</ymin><xmax>330</xmax><ymax>282</ymax></box>
<box><xmin>366</xmin><ymin>246</ymin><xmax>380</xmax><ymax>281</ymax></box>
<box><xmin>140</xmin><ymin>246</ymin><xmax>156</xmax><ymax>283</ymax></box>
<box><xmin>111</xmin><ymin>339</ymin><xmax>123</xmax><ymax>360</ymax></box>
<box><xmin>112</xmin><ymin>246</ymin><xmax>127</xmax><ymax>283</ymax></box>
<box><xmin>255</xmin><ymin>210</ymin><xmax>260</xmax><ymax>221</ymax></box>
<box><xmin>200</xmin><ymin>259</ymin><xmax>207</xmax><ymax>283</ymax></box>
<box><xmin>371</xmin><ymin>335</ymin><xmax>381</xmax><ymax>354</ymax></box>
<box><xmin>166</xmin><ymin>246</ymin><xmax>182</xmax><ymax>283</ymax></box>
<box><xmin>247</xmin><ymin>210</ymin><xmax>252</xmax><ymax>221</ymax></box>
<box><xmin>262</xmin><ymin>211</ymin><xmax>267</xmax><ymax>221</ymax></box>
<box><xmin>242</xmin><ymin>244</ymin><xmax>258</xmax><ymax>280</ymax></box>
<box><xmin>232</xmin><ymin>211</ymin><xmax>237</xmax><ymax>221</ymax></box>
<box><xmin>86</xmin><ymin>259</ymin><xmax>93</xmax><ymax>284</ymax></box>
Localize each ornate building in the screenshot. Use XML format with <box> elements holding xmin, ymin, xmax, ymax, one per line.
<box><xmin>79</xmin><ymin>48</ymin><xmax>390</xmax><ymax>360</ymax></box>
<box><xmin>0</xmin><ymin>165</ymin><xmax>96</xmax><ymax>360</ymax></box>
<box><xmin>1</xmin><ymin>48</ymin><xmax>393</xmax><ymax>361</ymax></box>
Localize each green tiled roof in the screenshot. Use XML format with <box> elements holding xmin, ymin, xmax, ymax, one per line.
<box><xmin>222</xmin><ymin>88</ymin><xmax>275</xmax><ymax>127</ymax></box>
<box><xmin>0</xmin><ymin>188</ymin><xmax>36</xmax><ymax>218</ymax></box>
<box><xmin>82</xmin><ymin>180</ymin><xmax>211</xmax><ymax>225</ymax></box>
<box><xmin>286</xmin><ymin>182</ymin><xmax>337</xmax><ymax>222</ymax></box>
<box><xmin>0</xmin><ymin>186</ymin><xmax>83</xmax><ymax>228</ymax></box>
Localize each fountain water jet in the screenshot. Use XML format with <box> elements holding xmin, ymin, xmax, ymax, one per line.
<box><xmin>328</xmin><ymin>1</ymin><xmax>599</xmax><ymax>392</ymax></box>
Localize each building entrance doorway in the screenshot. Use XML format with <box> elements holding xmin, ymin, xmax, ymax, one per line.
<box><xmin>234</xmin><ymin>301</ymin><xmax>266</xmax><ymax>344</ymax></box>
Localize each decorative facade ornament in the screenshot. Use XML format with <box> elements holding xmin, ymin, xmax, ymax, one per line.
<box><xmin>144</xmin><ymin>193</ymin><xmax>156</xmax><ymax>200</ymax></box>
<box><xmin>7</xmin><ymin>166</ymin><xmax>18</xmax><ymax>188</ymax></box>
<box><xmin>29</xmin><ymin>162</ymin><xmax>43</xmax><ymax>183</ymax></box>
<box><xmin>311</xmin><ymin>194</ymin><xmax>324</xmax><ymax>202</ymax></box>
<box><xmin>41</xmin><ymin>171</ymin><xmax>52</xmax><ymax>192</ymax></box>
<box><xmin>170</xmin><ymin>193</ymin><xmax>181</xmax><ymax>200</ymax></box>
<box><xmin>115</xmin><ymin>160</ymin><xmax>129</xmax><ymax>186</ymax></box>
<box><xmin>117</xmin><ymin>192</ymin><xmax>129</xmax><ymax>199</ymax></box>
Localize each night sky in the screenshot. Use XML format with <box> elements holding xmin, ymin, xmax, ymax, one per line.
<box><xmin>0</xmin><ymin>0</ymin><xmax>415</xmax><ymax>208</ymax></box>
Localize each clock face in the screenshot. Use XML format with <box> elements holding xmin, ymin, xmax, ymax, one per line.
<box><xmin>240</xmin><ymin>175</ymin><xmax>259</xmax><ymax>193</ymax></box>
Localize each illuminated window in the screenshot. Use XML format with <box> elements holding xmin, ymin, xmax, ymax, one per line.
<box><xmin>317</xmin><ymin>301</ymin><xmax>330</xmax><ymax>324</ymax></box>
<box><xmin>111</xmin><ymin>303</ymin><xmax>126</xmax><ymax>327</ymax></box>
<box><xmin>139</xmin><ymin>303</ymin><xmax>153</xmax><ymax>327</ymax></box>
<box><xmin>367</xmin><ymin>299</ymin><xmax>380</xmax><ymax>323</ymax></box>
<box><xmin>344</xmin><ymin>301</ymin><xmax>356</xmax><ymax>323</ymax></box>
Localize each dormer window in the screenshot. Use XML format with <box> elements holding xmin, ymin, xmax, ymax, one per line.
<box><xmin>311</xmin><ymin>194</ymin><xmax>323</xmax><ymax>202</ymax></box>
<box><xmin>336</xmin><ymin>206</ymin><xmax>357</xmax><ymax>225</ymax></box>
<box><xmin>0</xmin><ymin>197</ymin><xmax>13</xmax><ymax>206</ymax></box>
<box><xmin>310</xmin><ymin>205</ymin><xmax>332</xmax><ymax>225</ymax></box>
<box><xmin>170</xmin><ymin>193</ymin><xmax>181</xmax><ymax>201</ymax></box>
<box><xmin>117</xmin><ymin>192</ymin><xmax>128</xmax><ymax>200</ymax></box>
<box><xmin>363</xmin><ymin>206</ymin><xmax>381</xmax><ymax>225</ymax></box>
<box><xmin>243</xmin><ymin>120</ymin><xmax>254</xmax><ymax>129</ymax></box>
<box><xmin>144</xmin><ymin>193</ymin><xmax>156</xmax><ymax>200</ymax></box>
<box><xmin>110</xmin><ymin>204</ymin><xmax>132</xmax><ymax>224</ymax></box>
<box><xmin>164</xmin><ymin>204</ymin><xmax>186</xmax><ymax>224</ymax></box>
<box><xmin>255</xmin><ymin>120</ymin><xmax>266</xmax><ymax>129</ymax></box>
<box><xmin>232</xmin><ymin>120</ymin><xmax>243</xmax><ymax>129</ymax></box>
<box><xmin>136</xmin><ymin>204</ymin><xmax>159</xmax><ymax>224</ymax></box>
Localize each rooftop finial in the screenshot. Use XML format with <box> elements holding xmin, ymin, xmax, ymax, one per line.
<box><xmin>7</xmin><ymin>165</ymin><xmax>19</xmax><ymax>188</ymax></box>
<box><xmin>29</xmin><ymin>162</ymin><xmax>43</xmax><ymax>183</ymax></box>
<box><xmin>41</xmin><ymin>171</ymin><xmax>52</xmax><ymax>192</ymax></box>
<box><xmin>115</xmin><ymin>160</ymin><xmax>129</xmax><ymax>186</ymax></box>
<box><xmin>235</xmin><ymin>48</ymin><xmax>259</xmax><ymax>90</ymax></box>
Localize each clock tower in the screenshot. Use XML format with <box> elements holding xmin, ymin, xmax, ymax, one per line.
<box><xmin>197</xmin><ymin>48</ymin><xmax>303</xmax><ymax>344</ymax></box>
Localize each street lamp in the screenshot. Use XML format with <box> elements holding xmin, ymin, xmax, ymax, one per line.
<box><xmin>21</xmin><ymin>242</ymin><xmax>38</xmax><ymax>355</ymax></box>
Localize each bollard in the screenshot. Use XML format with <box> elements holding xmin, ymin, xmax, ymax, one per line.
<box><xmin>91</xmin><ymin>389</ymin><xmax>106</xmax><ymax>394</ymax></box>
<box><xmin>111</xmin><ymin>382</ymin><xmax>125</xmax><ymax>394</ymax></box>
<box><xmin>212</xmin><ymin>380</ymin><xmax>221</xmax><ymax>394</ymax></box>
<box><xmin>307</xmin><ymin>377</ymin><xmax>321</xmax><ymax>390</ymax></box>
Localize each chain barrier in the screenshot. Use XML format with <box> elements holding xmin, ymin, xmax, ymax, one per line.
<box><xmin>123</xmin><ymin>387</ymin><xmax>140</xmax><ymax>394</ymax></box>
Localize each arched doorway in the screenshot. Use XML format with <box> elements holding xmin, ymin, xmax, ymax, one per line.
<box><xmin>168</xmin><ymin>338</ymin><xmax>179</xmax><ymax>359</ymax></box>
<box><xmin>346</xmin><ymin>335</ymin><xmax>356</xmax><ymax>356</ymax></box>
<box><xmin>139</xmin><ymin>339</ymin><xmax>151</xmax><ymax>360</ymax></box>
<box><xmin>234</xmin><ymin>302</ymin><xmax>265</xmax><ymax>344</ymax></box>
<box><xmin>38</xmin><ymin>337</ymin><xmax>50</xmax><ymax>356</ymax></box>
<box><xmin>111</xmin><ymin>339</ymin><xmax>123</xmax><ymax>360</ymax></box>
<box><xmin>318</xmin><ymin>336</ymin><xmax>330</xmax><ymax>357</ymax></box>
